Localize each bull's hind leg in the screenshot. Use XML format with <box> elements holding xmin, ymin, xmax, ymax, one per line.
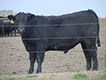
<box><xmin>81</xmin><ymin>42</ymin><xmax>92</xmax><ymax>70</ymax></box>
<box><xmin>91</xmin><ymin>46</ymin><xmax>98</xmax><ymax>70</ymax></box>
<box><xmin>81</xmin><ymin>40</ymin><xmax>98</xmax><ymax>70</ymax></box>
<box><xmin>28</xmin><ymin>53</ymin><xmax>36</xmax><ymax>74</ymax></box>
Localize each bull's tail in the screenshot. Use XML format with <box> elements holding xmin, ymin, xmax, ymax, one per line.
<box><xmin>88</xmin><ymin>9</ymin><xmax>101</xmax><ymax>47</ymax></box>
<box><xmin>97</xmin><ymin>35</ymin><xmax>101</xmax><ymax>47</ymax></box>
<box><xmin>97</xmin><ymin>23</ymin><xmax>101</xmax><ymax>47</ymax></box>
<box><xmin>91</xmin><ymin>9</ymin><xmax>101</xmax><ymax>47</ymax></box>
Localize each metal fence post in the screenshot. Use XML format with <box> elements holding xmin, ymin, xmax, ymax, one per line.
<box><xmin>104</xmin><ymin>43</ymin><xmax>106</xmax><ymax>72</ymax></box>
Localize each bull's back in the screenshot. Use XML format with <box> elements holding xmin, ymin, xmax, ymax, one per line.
<box><xmin>60</xmin><ymin>10</ymin><xmax>98</xmax><ymax>36</ymax></box>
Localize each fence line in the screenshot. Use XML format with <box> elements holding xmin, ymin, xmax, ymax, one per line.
<box><xmin>22</xmin><ymin>36</ymin><xmax>98</xmax><ymax>40</ymax></box>
<box><xmin>104</xmin><ymin>43</ymin><xmax>106</xmax><ymax>72</ymax></box>
<box><xmin>24</xmin><ymin>48</ymin><xmax>100</xmax><ymax>53</ymax></box>
<box><xmin>0</xmin><ymin>23</ymin><xmax>99</xmax><ymax>27</ymax></box>
<box><xmin>0</xmin><ymin>21</ymin><xmax>104</xmax><ymax>53</ymax></box>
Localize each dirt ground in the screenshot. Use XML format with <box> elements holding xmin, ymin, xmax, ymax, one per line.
<box><xmin>0</xmin><ymin>18</ymin><xmax>106</xmax><ymax>76</ymax></box>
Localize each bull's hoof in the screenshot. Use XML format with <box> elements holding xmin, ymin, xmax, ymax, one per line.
<box><xmin>93</xmin><ymin>64</ymin><xmax>98</xmax><ymax>70</ymax></box>
<box><xmin>28</xmin><ymin>72</ymin><xmax>33</xmax><ymax>74</ymax></box>
<box><xmin>28</xmin><ymin>70</ymin><xmax>33</xmax><ymax>74</ymax></box>
<box><xmin>36</xmin><ymin>71</ymin><xmax>42</xmax><ymax>74</ymax></box>
<box><xmin>86</xmin><ymin>67</ymin><xmax>91</xmax><ymax>71</ymax></box>
<box><xmin>93</xmin><ymin>68</ymin><xmax>98</xmax><ymax>71</ymax></box>
<box><xmin>36</xmin><ymin>70</ymin><xmax>41</xmax><ymax>74</ymax></box>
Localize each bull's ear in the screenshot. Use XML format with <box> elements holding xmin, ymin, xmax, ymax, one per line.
<box><xmin>27</xmin><ymin>13</ymin><xmax>35</xmax><ymax>21</ymax></box>
<box><xmin>8</xmin><ymin>15</ymin><xmax>15</xmax><ymax>20</ymax></box>
<box><xmin>8</xmin><ymin>15</ymin><xmax>15</xmax><ymax>24</ymax></box>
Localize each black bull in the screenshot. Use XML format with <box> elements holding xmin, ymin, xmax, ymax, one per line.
<box><xmin>8</xmin><ymin>10</ymin><xmax>101</xmax><ymax>74</ymax></box>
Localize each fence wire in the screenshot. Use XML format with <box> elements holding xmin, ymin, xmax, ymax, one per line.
<box><xmin>22</xmin><ymin>36</ymin><xmax>98</xmax><ymax>40</ymax></box>
<box><xmin>0</xmin><ymin>23</ymin><xmax>99</xmax><ymax>28</ymax></box>
<box><xmin>0</xmin><ymin>22</ymin><xmax>105</xmax><ymax>53</ymax></box>
<box><xmin>25</xmin><ymin>49</ymin><xmax>99</xmax><ymax>53</ymax></box>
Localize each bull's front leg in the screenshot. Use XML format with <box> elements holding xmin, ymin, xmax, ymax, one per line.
<box><xmin>28</xmin><ymin>53</ymin><xmax>36</xmax><ymax>74</ymax></box>
<box><xmin>36</xmin><ymin>52</ymin><xmax>45</xmax><ymax>74</ymax></box>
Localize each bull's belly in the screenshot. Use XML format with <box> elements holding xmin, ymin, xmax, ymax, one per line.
<box><xmin>48</xmin><ymin>39</ymin><xmax>80</xmax><ymax>51</ymax></box>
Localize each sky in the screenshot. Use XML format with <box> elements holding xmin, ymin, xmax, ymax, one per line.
<box><xmin>0</xmin><ymin>0</ymin><xmax>106</xmax><ymax>17</ymax></box>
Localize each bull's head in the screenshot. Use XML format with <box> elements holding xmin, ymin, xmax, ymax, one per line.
<box><xmin>8</xmin><ymin>13</ymin><xmax>35</xmax><ymax>34</ymax></box>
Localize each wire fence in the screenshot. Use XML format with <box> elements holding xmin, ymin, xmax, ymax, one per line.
<box><xmin>0</xmin><ymin>18</ymin><xmax>105</xmax><ymax>54</ymax></box>
<box><xmin>0</xmin><ymin>23</ymin><xmax>99</xmax><ymax>27</ymax></box>
<box><xmin>0</xmin><ymin>35</ymin><xmax>105</xmax><ymax>73</ymax></box>
<box><xmin>0</xmin><ymin>21</ymin><xmax>106</xmax><ymax>73</ymax></box>
<box><xmin>0</xmin><ymin>22</ymin><xmax>100</xmax><ymax>35</ymax></box>
<box><xmin>23</xmin><ymin>48</ymin><xmax>102</xmax><ymax>53</ymax></box>
<box><xmin>22</xmin><ymin>36</ymin><xmax>98</xmax><ymax>40</ymax></box>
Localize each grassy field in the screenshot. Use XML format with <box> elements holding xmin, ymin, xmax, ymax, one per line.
<box><xmin>0</xmin><ymin>74</ymin><xmax>106</xmax><ymax>80</ymax></box>
<box><xmin>0</xmin><ymin>71</ymin><xmax>106</xmax><ymax>80</ymax></box>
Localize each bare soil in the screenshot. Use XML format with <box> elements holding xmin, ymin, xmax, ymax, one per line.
<box><xmin>0</xmin><ymin>18</ymin><xmax>106</xmax><ymax>77</ymax></box>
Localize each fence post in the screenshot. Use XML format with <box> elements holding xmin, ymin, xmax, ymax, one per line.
<box><xmin>104</xmin><ymin>43</ymin><xmax>106</xmax><ymax>72</ymax></box>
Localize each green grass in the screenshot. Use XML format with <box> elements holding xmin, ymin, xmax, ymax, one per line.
<box><xmin>99</xmin><ymin>73</ymin><xmax>106</xmax><ymax>80</ymax></box>
<box><xmin>1</xmin><ymin>77</ymin><xmax>16</xmax><ymax>80</ymax></box>
<box><xmin>72</xmin><ymin>73</ymin><xmax>88</xmax><ymax>79</ymax></box>
<box><xmin>0</xmin><ymin>73</ymin><xmax>106</xmax><ymax>80</ymax></box>
<box><xmin>26</xmin><ymin>74</ymin><xmax>38</xmax><ymax>78</ymax></box>
<box><xmin>0</xmin><ymin>74</ymin><xmax>37</xmax><ymax>80</ymax></box>
<box><xmin>0</xmin><ymin>77</ymin><xmax>26</xmax><ymax>80</ymax></box>
<box><xmin>8</xmin><ymin>77</ymin><xmax>16</xmax><ymax>80</ymax></box>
